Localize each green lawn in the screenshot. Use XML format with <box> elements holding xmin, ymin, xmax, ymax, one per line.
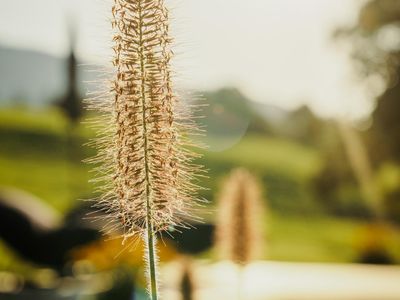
<box><xmin>269</xmin><ymin>213</ymin><xmax>362</xmax><ymax>262</ymax></box>
<box><xmin>0</xmin><ymin>107</ymin><xmax>399</xmax><ymax>267</ymax></box>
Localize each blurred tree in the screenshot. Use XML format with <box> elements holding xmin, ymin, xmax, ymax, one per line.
<box><xmin>372</xmin><ymin>80</ymin><xmax>400</xmax><ymax>161</ymax></box>
<box><xmin>56</xmin><ymin>22</ymin><xmax>84</xmax><ymax>199</ymax></box>
<box><xmin>337</xmin><ymin>122</ymin><xmax>385</xmax><ymax>219</ymax></box>
<box><xmin>336</xmin><ymin>0</ymin><xmax>400</xmax><ymax>162</ymax></box>
<box><xmin>311</xmin><ymin>123</ymin><xmax>369</xmax><ymax>218</ymax></box>
<box><xmin>281</xmin><ymin>105</ymin><xmax>322</xmax><ymax>145</ymax></box>
<box><xmin>335</xmin><ymin>0</ymin><xmax>400</xmax><ymax>224</ymax></box>
<box><xmin>57</xmin><ymin>24</ymin><xmax>82</xmax><ymax>124</ymax></box>
<box><xmin>333</xmin><ymin>3</ymin><xmax>400</xmax><ymax>262</ymax></box>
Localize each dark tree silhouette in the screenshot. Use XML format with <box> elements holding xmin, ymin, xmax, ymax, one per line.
<box><xmin>57</xmin><ymin>24</ymin><xmax>82</xmax><ymax>124</ymax></box>
<box><xmin>336</xmin><ymin>0</ymin><xmax>400</xmax><ymax>162</ymax></box>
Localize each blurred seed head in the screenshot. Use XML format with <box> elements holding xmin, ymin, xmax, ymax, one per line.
<box><xmin>215</xmin><ymin>168</ymin><xmax>265</xmax><ymax>265</ymax></box>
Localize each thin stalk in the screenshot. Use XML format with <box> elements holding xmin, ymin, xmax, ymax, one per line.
<box><xmin>138</xmin><ymin>1</ymin><xmax>158</xmax><ymax>298</ymax></box>
<box><xmin>89</xmin><ymin>0</ymin><xmax>203</xmax><ymax>298</ymax></box>
<box><xmin>146</xmin><ymin>220</ymin><xmax>158</xmax><ymax>300</ymax></box>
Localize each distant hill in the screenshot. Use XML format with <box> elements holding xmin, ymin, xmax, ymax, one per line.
<box><xmin>201</xmin><ymin>88</ymin><xmax>290</xmax><ymax>131</ymax></box>
<box><xmin>0</xmin><ymin>46</ymin><xmax>296</xmax><ymax>134</ymax></box>
<box><xmin>198</xmin><ymin>88</ymin><xmax>330</xmax><ymax>149</ymax></box>
<box><xmin>197</xmin><ymin>88</ymin><xmax>292</xmax><ymax>151</ymax></box>
<box><xmin>0</xmin><ymin>46</ymin><xmax>99</xmax><ymax>107</ymax></box>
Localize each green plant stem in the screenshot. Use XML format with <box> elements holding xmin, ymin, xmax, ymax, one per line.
<box><xmin>138</xmin><ymin>1</ymin><xmax>158</xmax><ymax>298</ymax></box>
<box><xmin>146</xmin><ymin>219</ymin><xmax>158</xmax><ymax>300</ymax></box>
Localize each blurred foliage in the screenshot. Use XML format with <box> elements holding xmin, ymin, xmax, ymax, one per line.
<box><xmin>334</xmin><ymin>0</ymin><xmax>400</xmax><ymax>225</ymax></box>
<box><xmin>376</xmin><ymin>163</ymin><xmax>400</xmax><ymax>223</ymax></box>
<box><xmin>275</xmin><ymin>105</ymin><xmax>323</xmax><ymax>146</ymax></box>
<box><xmin>335</xmin><ymin>0</ymin><xmax>400</xmax><ymax>84</ymax></box>
<box><xmin>336</xmin><ymin>0</ymin><xmax>400</xmax><ymax>163</ymax></box>
<box><xmin>1</xmin><ymin>105</ymin><xmax>400</xmax><ymax>268</ymax></box>
<box><xmin>372</xmin><ymin>83</ymin><xmax>400</xmax><ymax>162</ymax></box>
<box><xmin>311</xmin><ymin>122</ymin><xmax>371</xmax><ymax>218</ymax></box>
<box><xmin>72</xmin><ymin>237</ymin><xmax>177</xmax><ymax>272</ymax></box>
<box><xmin>354</xmin><ymin>223</ymin><xmax>395</xmax><ymax>264</ymax></box>
<box><xmin>0</xmin><ymin>109</ymin><xmax>89</xmax><ymax>212</ymax></box>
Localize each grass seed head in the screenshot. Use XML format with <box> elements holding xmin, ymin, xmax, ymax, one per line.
<box><xmin>215</xmin><ymin>168</ymin><xmax>264</xmax><ymax>265</ymax></box>
<box><xmin>87</xmin><ymin>0</ymin><xmax>203</xmax><ymax>243</ymax></box>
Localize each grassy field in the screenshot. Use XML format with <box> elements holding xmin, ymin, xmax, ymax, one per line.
<box><xmin>0</xmin><ymin>107</ymin><xmax>399</xmax><ymax>268</ymax></box>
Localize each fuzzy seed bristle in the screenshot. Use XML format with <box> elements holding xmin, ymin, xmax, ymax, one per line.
<box><xmin>87</xmin><ymin>0</ymin><xmax>203</xmax><ymax>238</ymax></box>
<box><xmin>86</xmin><ymin>0</ymin><xmax>203</xmax><ymax>297</ymax></box>
<box><xmin>215</xmin><ymin>168</ymin><xmax>264</xmax><ymax>265</ymax></box>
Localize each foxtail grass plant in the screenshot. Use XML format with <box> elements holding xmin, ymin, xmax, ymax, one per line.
<box><xmin>215</xmin><ymin>168</ymin><xmax>264</xmax><ymax>298</ymax></box>
<box><xmin>86</xmin><ymin>1</ymin><xmax>203</xmax><ymax>299</ymax></box>
<box><xmin>215</xmin><ymin>168</ymin><xmax>264</xmax><ymax>264</ymax></box>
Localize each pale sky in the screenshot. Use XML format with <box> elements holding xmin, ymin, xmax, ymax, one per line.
<box><xmin>0</xmin><ymin>0</ymin><xmax>374</xmax><ymax>119</ymax></box>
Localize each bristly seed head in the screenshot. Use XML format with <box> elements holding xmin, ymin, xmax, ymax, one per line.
<box><xmin>215</xmin><ymin>168</ymin><xmax>264</xmax><ymax>265</ymax></box>
<box><xmin>86</xmin><ymin>0</ymin><xmax>203</xmax><ymax>241</ymax></box>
